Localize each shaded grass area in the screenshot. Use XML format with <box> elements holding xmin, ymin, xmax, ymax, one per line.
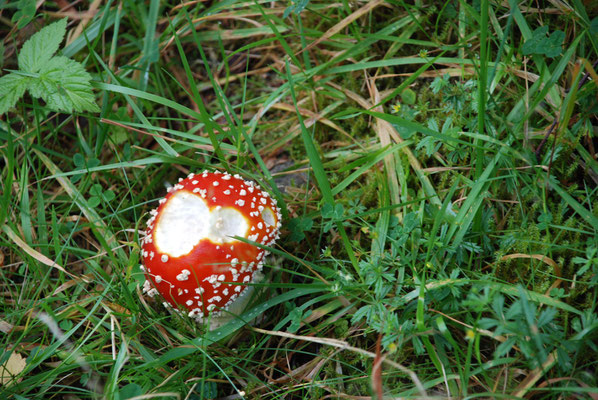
<box><xmin>1</xmin><ymin>0</ymin><xmax>597</xmax><ymax>398</ymax></box>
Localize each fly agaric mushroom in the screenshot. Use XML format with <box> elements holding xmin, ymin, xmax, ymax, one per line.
<box><xmin>139</xmin><ymin>171</ymin><xmax>281</xmax><ymax>322</ymax></box>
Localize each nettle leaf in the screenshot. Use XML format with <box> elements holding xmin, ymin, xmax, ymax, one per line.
<box><xmin>28</xmin><ymin>56</ymin><xmax>99</xmax><ymax>113</ymax></box>
<box><xmin>18</xmin><ymin>17</ymin><xmax>67</xmax><ymax>73</ymax></box>
<box><xmin>522</xmin><ymin>26</ymin><xmax>564</xmax><ymax>58</ymax></box>
<box><xmin>0</xmin><ymin>73</ymin><xmax>29</xmax><ymax>114</ymax></box>
<box><xmin>1</xmin><ymin>17</ymin><xmax>99</xmax><ymax>115</ymax></box>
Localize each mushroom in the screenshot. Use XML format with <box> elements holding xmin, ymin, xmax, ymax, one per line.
<box><xmin>140</xmin><ymin>171</ymin><xmax>282</xmax><ymax>322</ymax></box>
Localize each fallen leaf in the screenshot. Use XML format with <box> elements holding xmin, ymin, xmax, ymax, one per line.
<box><xmin>0</xmin><ymin>351</ymin><xmax>26</xmax><ymax>386</ymax></box>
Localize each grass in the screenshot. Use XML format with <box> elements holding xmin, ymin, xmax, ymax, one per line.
<box><xmin>1</xmin><ymin>0</ymin><xmax>597</xmax><ymax>399</ymax></box>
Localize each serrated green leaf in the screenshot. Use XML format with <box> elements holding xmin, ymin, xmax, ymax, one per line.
<box><xmin>28</xmin><ymin>56</ymin><xmax>99</xmax><ymax>113</ymax></box>
<box><xmin>18</xmin><ymin>18</ymin><xmax>67</xmax><ymax>73</ymax></box>
<box><xmin>0</xmin><ymin>73</ymin><xmax>29</xmax><ymax>114</ymax></box>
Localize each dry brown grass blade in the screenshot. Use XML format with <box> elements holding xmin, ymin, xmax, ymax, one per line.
<box><xmin>1</xmin><ymin>224</ymin><xmax>78</xmax><ymax>279</ymax></box>
<box><xmin>536</xmin><ymin>377</ymin><xmax>598</xmax><ymax>400</ymax></box>
<box><xmin>34</xmin><ymin>149</ymin><xmax>128</xmax><ymax>264</ymax></box>
<box><xmin>329</xmin><ymin>81</ymin><xmax>442</xmax><ymax>207</ymax></box>
<box><xmin>65</xmin><ymin>0</ymin><xmax>102</xmax><ymax>45</ymax></box>
<box><xmin>250</xmin><ymin>327</ymin><xmax>429</xmax><ymax>398</ymax></box>
<box><xmin>367</xmin><ymin>75</ymin><xmax>401</xmax><ymax>205</ymax></box>
<box><xmin>500</xmin><ymin>253</ymin><xmax>560</xmax><ymax>273</ymax></box>
<box><xmin>297</xmin><ymin>0</ymin><xmax>385</xmax><ymax>56</ymax></box>
<box><xmin>500</xmin><ymin>253</ymin><xmax>563</xmax><ymax>295</ymax></box>
<box><xmin>512</xmin><ymin>351</ymin><xmax>557</xmax><ymax>398</ymax></box>
<box><xmin>51</xmin><ymin>273</ymin><xmax>94</xmax><ymax>296</ymax></box>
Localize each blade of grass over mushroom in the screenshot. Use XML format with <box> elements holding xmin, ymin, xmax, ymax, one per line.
<box><xmin>285</xmin><ymin>60</ymin><xmax>359</xmax><ymax>274</ymax></box>
<box><xmin>172</xmin><ymin>11</ymin><xmax>288</xmax><ymax>214</ymax></box>
<box><xmin>1</xmin><ymin>224</ymin><xmax>77</xmax><ymax>279</ymax></box>
<box><xmin>211</xmin><ymin>77</ymin><xmax>285</xmax><ymax>213</ymax></box>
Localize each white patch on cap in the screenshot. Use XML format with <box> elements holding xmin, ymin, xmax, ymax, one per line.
<box><xmin>262</xmin><ymin>207</ymin><xmax>276</xmax><ymax>227</ymax></box>
<box><xmin>208</xmin><ymin>207</ymin><xmax>249</xmax><ymax>243</ymax></box>
<box><xmin>154</xmin><ymin>190</ymin><xmax>249</xmax><ymax>257</ymax></box>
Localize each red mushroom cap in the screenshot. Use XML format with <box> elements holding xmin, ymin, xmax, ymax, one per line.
<box><xmin>140</xmin><ymin>171</ymin><xmax>282</xmax><ymax>321</ymax></box>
